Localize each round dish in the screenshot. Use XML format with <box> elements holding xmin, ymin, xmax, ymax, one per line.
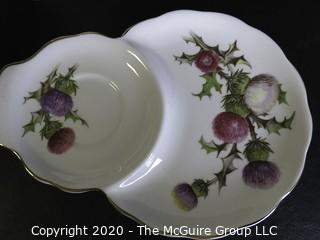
<box><xmin>0</xmin><ymin>34</ymin><xmax>163</xmax><ymax>189</ymax></box>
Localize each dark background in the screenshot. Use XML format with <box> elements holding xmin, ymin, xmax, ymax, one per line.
<box><xmin>0</xmin><ymin>1</ymin><xmax>319</xmax><ymax>239</ymax></box>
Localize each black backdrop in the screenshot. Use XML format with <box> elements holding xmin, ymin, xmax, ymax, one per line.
<box><xmin>1</xmin><ymin>1</ymin><xmax>319</xmax><ymax>239</ymax></box>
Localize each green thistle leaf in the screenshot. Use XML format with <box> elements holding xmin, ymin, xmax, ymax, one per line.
<box><xmin>23</xmin><ymin>82</ymin><xmax>51</xmax><ymax>103</ymax></box>
<box><xmin>185</xmin><ymin>32</ymin><xmax>210</xmax><ymax>50</ymax></box>
<box><xmin>23</xmin><ymin>89</ymin><xmax>42</xmax><ymax>103</ymax></box>
<box><xmin>250</xmin><ymin>112</ymin><xmax>295</xmax><ymax>135</ymax></box>
<box><xmin>22</xmin><ymin>110</ymin><xmax>45</xmax><ymax>137</ymax></box>
<box><xmin>250</xmin><ymin>114</ymin><xmax>267</xmax><ymax>128</ymax></box>
<box><xmin>221</xmin><ymin>40</ymin><xmax>239</xmax><ymax>57</ymax></box>
<box><xmin>66</xmin><ymin>65</ymin><xmax>78</xmax><ymax>78</ymax></box>
<box><xmin>55</xmin><ymin>78</ymin><xmax>79</xmax><ymax>96</ymax></box>
<box><xmin>65</xmin><ymin>110</ymin><xmax>89</xmax><ymax>127</ymax></box>
<box><xmin>40</xmin><ymin>114</ymin><xmax>63</xmax><ymax>140</ymax></box>
<box><xmin>227</xmin><ymin>55</ymin><xmax>251</xmax><ymax>68</ymax></box>
<box><xmin>53</xmin><ymin>65</ymin><xmax>79</xmax><ymax>96</ymax></box>
<box><xmin>174</xmin><ymin>52</ymin><xmax>199</xmax><ymax>65</ymax></box>
<box><xmin>214</xmin><ymin>144</ymin><xmax>241</xmax><ymax>192</ymax></box>
<box><xmin>46</xmin><ymin>67</ymin><xmax>58</xmax><ymax>85</ymax></box>
<box><xmin>217</xmin><ymin>69</ymin><xmax>231</xmax><ymax>81</ymax></box>
<box><xmin>24</xmin><ymin>68</ymin><xmax>59</xmax><ymax>103</ymax></box>
<box><xmin>22</xmin><ymin>123</ymin><xmax>36</xmax><ymax>136</ymax></box>
<box><xmin>266</xmin><ymin>112</ymin><xmax>295</xmax><ymax>134</ymax></box>
<box><xmin>278</xmin><ymin>84</ymin><xmax>288</xmax><ymax>105</ymax></box>
<box><xmin>31</xmin><ymin>110</ymin><xmax>45</xmax><ymax>124</ymax></box>
<box><xmin>174</xmin><ymin>32</ymin><xmax>222</xmax><ymax>65</ymax></box>
<box><xmin>185</xmin><ymin>32</ymin><xmax>221</xmax><ymax>54</ymax></box>
<box><xmin>199</xmin><ymin>136</ymin><xmax>227</xmax><ymax>156</ymax></box>
<box><xmin>193</xmin><ymin>72</ymin><xmax>222</xmax><ymax>99</ymax></box>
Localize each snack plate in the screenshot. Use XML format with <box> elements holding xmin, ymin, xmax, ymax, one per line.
<box><xmin>0</xmin><ymin>10</ymin><xmax>312</xmax><ymax>239</ymax></box>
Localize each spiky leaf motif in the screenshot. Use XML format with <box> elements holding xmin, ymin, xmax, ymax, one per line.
<box><xmin>250</xmin><ymin>112</ymin><xmax>295</xmax><ymax>135</ymax></box>
<box><xmin>226</xmin><ymin>55</ymin><xmax>251</xmax><ymax>68</ymax></box>
<box><xmin>65</xmin><ymin>110</ymin><xmax>89</xmax><ymax>127</ymax></box>
<box><xmin>220</xmin><ymin>40</ymin><xmax>251</xmax><ymax>68</ymax></box>
<box><xmin>23</xmin><ymin>67</ymin><xmax>58</xmax><ymax>103</ymax></box>
<box><xmin>23</xmin><ymin>81</ymin><xmax>50</xmax><ymax>103</ymax></box>
<box><xmin>39</xmin><ymin>113</ymin><xmax>63</xmax><ymax>140</ymax></box>
<box><xmin>214</xmin><ymin>144</ymin><xmax>241</xmax><ymax>191</ymax></box>
<box><xmin>193</xmin><ymin>72</ymin><xmax>222</xmax><ymax>99</ymax></box>
<box><xmin>184</xmin><ymin>32</ymin><xmax>221</xmax><ymax>54</ymax></box>
<box><xmin>174</xmin><ymin>32</ymin><xmax>222</xmax><ymax>65</ymax></box>
<box><xmin>221</xmin><ymin>40</ymin><xmax>239</xmax><ymax>57</ymax></box>
<box><xmin>199</xmin><ymin>136</ymin><xmax>227</xmax><ymax>156</ymax></box>
<box><xmin>22</xmin><ymin>110</ymin><xmax>46</xmax><ymax>137</ymax></box>
<box><xmin>278</xmin><ymin>84</ymin><xmax>288</xmax><ymax>105</ymax></box>
<box><xmin>24</xmin><ymin>89</ymin><xmax>45</xmax><ymax>103</ymax></box>
<box><xmin>53</xmin><ymin>65</ymin><xmax>79</xmax><ymax>96</ymax></box>
<box><xmin>174</xmin><ymin>52</ymin><xmax>199</xmax><ymax>65</ymax></box>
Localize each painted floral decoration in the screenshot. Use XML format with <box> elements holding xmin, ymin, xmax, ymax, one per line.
<box><xmin>172</xmin><ymin>33</ymin><xmax>295</xmax><ymax>211</ymax></box>
<box><xmin>22</xmin><ymin>65</ymin><xmax>88</xmax><ymax>154</ymax></box>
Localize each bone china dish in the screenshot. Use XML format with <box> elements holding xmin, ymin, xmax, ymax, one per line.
<box><xmin>0</xmin><ymin>10</ymin><xmax>312</xmax><ymax>239</ymax></box>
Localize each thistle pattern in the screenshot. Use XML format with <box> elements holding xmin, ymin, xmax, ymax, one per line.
<box><xmin>22</xmin><ymin>65</ymin><xmax>89</xmax><ymax>154</ymax></box>
<box><xmin>172</xmin><ymin>33</ymin><xmax>295</xmax><ymax>211</ymax></box>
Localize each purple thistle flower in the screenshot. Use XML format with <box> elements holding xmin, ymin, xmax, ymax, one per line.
<box><xmin>242</xmin><ymin>161</ymin><xmax>280</xmax><ymax>189</ymax></box>
<box><xmin>172</xmin><ymin>183</ymin><xmax>198</xmax><ymax>211</ymax></box>
<box><xmin>40</xmin><ymin>89</ymin><xmax>73</xmax><ymax>117</ymax></box>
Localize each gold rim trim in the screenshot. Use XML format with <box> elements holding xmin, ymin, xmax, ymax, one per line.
<box><xmin>0</xmin><ymin>29</ymin><xmax>311</xmax><ymax>239</ymax></box>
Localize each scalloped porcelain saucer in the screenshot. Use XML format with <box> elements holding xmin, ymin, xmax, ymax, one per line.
<box><xmin>0</xmin><ymin>10</ymin><xmax>312</xmax><ymax>239</ymax></box>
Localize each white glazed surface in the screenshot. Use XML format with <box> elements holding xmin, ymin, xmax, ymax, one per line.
<box><xmin>0</xmin><ymin>34</ymin><xmax>163</xmax><ymax>189</ymax></box>
<box><xmin>105</xmin><ymin>10</ymin><xmax>312</xmax><ymax>237</ymax></box>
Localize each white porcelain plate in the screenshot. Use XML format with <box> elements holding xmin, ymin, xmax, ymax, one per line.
<box><xmin>0</xmin><ymin>10</ymin><xmax>312</xmax><ymax>239</ymax></box>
